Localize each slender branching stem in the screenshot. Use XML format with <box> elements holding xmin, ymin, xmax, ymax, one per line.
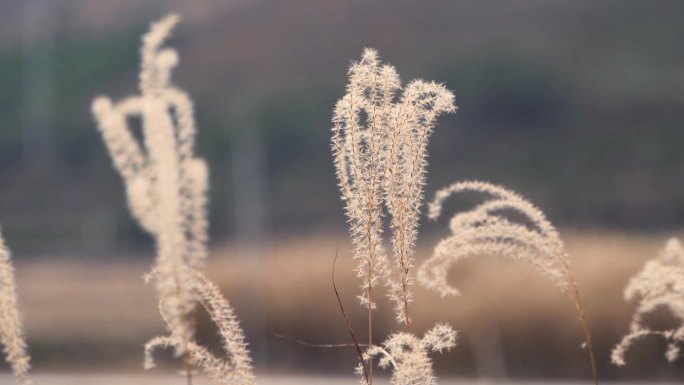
<box><xmin>568</xmin><ymin>277</ymin><xmax>598</xmax><ymax>385</ymax></box>
<box><xmin>184</xmin><ymin>351</ymin><xmax>193</xmax><ymax>385</ymax></box>
<box><xmin>367</xmin><ymin>258</ymin><xmax>373</xmax><ymax>385</ymax></box>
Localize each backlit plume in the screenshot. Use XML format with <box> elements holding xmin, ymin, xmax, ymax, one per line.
<box><xmin>0</xmin><ymin>230</ymin><xmax>31</xmax><ymax>385</ymax></box>
<box><xmin>417</xmin><ymin>180</ymin><xmax>598</xmax><ymax>384</ymax></box>
<box><xmin>418</xmin><ymin>180</ymin><xmax>570</xmax><ymax>297</ymax></box>
<box><xmin>612</xmin><ymin>238</ymin><xmax>684</xmax><ymax>366</ymax></box>
<box><xmin>92</xmin><ymin>14</ymin><xmax>253</xmax><ymax>384</ymax></box>
<box><xmin>360</xmin><ymin>324</ymin><xmax>457</xmax><ymax>385</ymax></box>
<box><xmin>332</xmin><ymin>48</ymin><xmax>456</xmax><ymax>384</ymax></box>
<box><xmin>332</xmin><ymin>48</ymin><xmax>455</xmax><ymax>325</ymax></box>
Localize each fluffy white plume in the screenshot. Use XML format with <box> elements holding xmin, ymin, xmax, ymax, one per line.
<box><xmin>0</xmin><ymin>230</ymin><xmax>31</xmax><ymax>385</ymax></box>
<box><xmin>360</xmin><ymin>324</ymin><xmax>457</xmax><ymax>385</ymax></box>
<box><xmin>612</xmin><ymin>238</ymin><xmax>684</xmax><ymax>366</ymax></box>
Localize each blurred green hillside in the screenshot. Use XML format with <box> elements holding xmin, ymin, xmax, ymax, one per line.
<box><xmin>2</xmin><ymin>0</ymin><xmax>684</xmax><ymax>253</ymax></box>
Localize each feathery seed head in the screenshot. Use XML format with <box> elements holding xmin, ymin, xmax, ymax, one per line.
<box><xmin>91</xmin><ymin>97</ymin><xmax>113</xmax><ymax>117</ymax></box>
<box><xmin>361</xmin><ymin>324</ymin><xmax>457</xmax><ymax>385</ymax></box>
<box><xmin>0</xmin><ymin>230</ymin><xmax>32</xmax><ymax>385</ymax></box>
<box><xmin>92</xmin><ymin>14</ymin><xmax>216</xmax><ymax>361</ymax></box>
<box><xmin>613</xmin><ymin>237</ymin><xmax>684</xmax><ymax>366</ymax></box>
<box><xmin>145</xmin><ymin>270</ymin><xmax>255</xmax><ymax>384</ymax></box>
<box><xmin>332</xmin><ymin>49</ymin><xmax>455</xmax><ymax>324</ymax></box>
<box><xmin>418</xmin><ymin>180</ymin><xmax>570</xmax><ymax>297</ymax></box>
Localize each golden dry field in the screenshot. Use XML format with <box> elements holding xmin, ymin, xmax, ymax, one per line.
<box><xmin>3</xmin><ymin>2</ymin><xmax>684</xmax><ymax>384</ymax></box>
<box><xmin>3</xmin><ymin>373</ymin><xmax>674</xmax><ymax>385</ymax></box>
<box><xmin>10</xmin><ymin>230</ymin><xmax>682</xmax><ymax>380</ymax></box>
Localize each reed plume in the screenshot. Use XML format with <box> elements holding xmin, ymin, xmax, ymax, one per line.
<box><xmin>332</xmin><ymin>48</ymin><xmax>455</xmax><ymax>325</ymax></box>
<box><xmin>383</xmin><ymin>77</ymin><xmax>456</xmax><ymax>329</ymax></box>
<box><xmin>145</xmin><ymin>269</ymin><xmax>255</xmax><ymax>385</ymax></box>
<box><xmin>0</xmin><ymin>229</ymin><xmax>31</xmax><ymax>385</ymax></box>
<box><xmin>332</xmin><ymin>48</ymin><xmax>393</xmax><ymax>323</ymax></box>
<box><xmin>332</xmin><ymin>48</ymin><xmax>455</xmax><ymax>384</ymax></box>
<box><xmin>92</xmin><ymin>14</ymin><xmax>253</xmax><ymax>383</ymax></box>
<box><xmin>417</xmin><ymin>180</ymin><xmax>598</xmax><ymax>384</ymax></box>
<box><xmin>361</xmin><ymin>324</ymin><xmax>456</xmax><ymax>385</ymax></box>
<box><xmin>612</xmin><ymin>238</ymin><xmax>684</xmax><ymax>366</ymax></box>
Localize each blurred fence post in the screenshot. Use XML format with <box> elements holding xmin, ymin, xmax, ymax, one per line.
<box><xmin>470</xmin><ymin>311</ymin><xmax>508</xmax><ymax>379</ymax></box>
<box><xmin>229</xmin><ymin>117</ymin><xmax>271</xmax><ymax>364</ymax></box>
<box><xmin>230</xmin><ymin>122</ymin><xmax>270</xmax><ymax>253</ymax></box>
<box><xmin>21</xmin><ymin>1</ymin><xmax>56</xmax><ymax>173</ymax></box>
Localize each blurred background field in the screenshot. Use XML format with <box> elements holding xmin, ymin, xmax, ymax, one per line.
<box><xmin>2</xmin><ymin>0</ymin><xmax>684</xmax><ymax>382</ymax></box>
<box><xmin>5</xmin><ymin>374</ymin><xmax>675</xmax><ymax>385</ymax></box>
<box><xmin>13</xmin><ymin>232</ymin><xmax>684</xmax><ymax>381</ymax></box>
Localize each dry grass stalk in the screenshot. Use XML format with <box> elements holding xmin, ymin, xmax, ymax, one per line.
<box><xmin>92</xmin><ymin>14</ymin><xmax>253</xmax><ymax>383</ymax></box>
<box><xmin>612</xmin><ymin>238</ymin><xmax>684</xmax><ymax>366</ymax></box>
<box><xmin>145</xmin><ymin>270</ymin><xmax>255</xmax><ymax>385</ymax></box>
<box><xmin>332</xmin><ymin>48</ymin><xmax>455</xmax><ymax>325</ymax></box>
<box><xmin>0</xmin><ymin>229</ymin><xmax>31</xmax><ymax>385</ymax></box>
<box><xmin>332</xmin><ymin>48</ymin><xmax>455</xmax><ymax>384</ymax></box>
<box><xmin>418</xmin><ymin>180</ymin><xmax>598</xmax><ymax>384</ymax></box>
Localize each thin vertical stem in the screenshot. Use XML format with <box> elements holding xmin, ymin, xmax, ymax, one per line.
<box><xmin>367</xmin><ymin>260</ymin><xmax>373</xmax><ymax>385</ymax></box>
<box><xmin>572</xmin><ymin>288</ymin><xmax>598</xmax><ymax>385</ymax></box>
<box><xmin>184</xmin><ymin>305</ymin><xmax>198</xmax><ymax>385</ymax></box>
<box><xmin>184</xmin><ymin>351</ymin><xmax>193</xmax><ymax>385</ymax></box>
<box><xmin>565</xmin><ymin>266</ymin><xmax>598</xmax><ymax>385</ymax></box>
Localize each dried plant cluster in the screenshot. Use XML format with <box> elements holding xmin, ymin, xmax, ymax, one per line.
<box><xmin>418</xmin><ymin>181</ymin><xmax>572</xmax><ymax>296</ymax></box>
<box><xmin>362</xmin><ymin>324</ymin><xmax>456</xmax><ymax>385</ymax></box>
<box><xmin>145</xmin><ymin>270</ymin><xmax>254</xmax><ymax>385</ymax></box>
<box><xmin>332</xmin><ymin>49</ymin><xmax>456</xmax><ymax>327</ymax></box>
<box><xmin>6</xmin><ymin>10</ymin><xmax>684</xmax><ymax>385</ymax></box>
<box><xmin>332</xmin><ymin>49</ymin><xmax>457</xmax><ymax>384</ymax></box>
<box><xmin>417</xmin><ymin>181</ymin><xmax>598</xmax><ymax>384</ymax></box>
<box><xmin>612</xmin><ymin>238</ymin><xmax>684</xmax><ymax>366</ymax></box>
<box><xmin>0</xmin><ymin>230</ymin><xmax>31</xmax><ymax>385</ymax></box>
<box><xmin>92</xmin><ymin>14</ymin><xmax>253</xmax><ymax>384</ymax></box>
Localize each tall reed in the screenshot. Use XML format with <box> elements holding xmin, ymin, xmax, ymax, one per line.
<box><xmin>92</xmin><ymin>14</ymin><xmax>253</xmax><ymax>384</ymax></box>
<box><xmin>418</xmin><ymin>181</ymin><xmax>598</xmax><ymax>385</ymax></box>
<box><xmin>332</xmin><ymin>48</ymin><xmax>456</xmax><ymax>384</ymax></box>
<box><xmin>0</xmin><ymin>229</ymin><xmax>31</xmax><ymax>385</ymax></box>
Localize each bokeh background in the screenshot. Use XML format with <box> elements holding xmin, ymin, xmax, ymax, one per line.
<box><xmin>2</xmin><ymin>0</ymin><xmax>684</xmax><ymax>381</ymax></box>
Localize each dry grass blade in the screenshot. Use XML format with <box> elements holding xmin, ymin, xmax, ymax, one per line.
<box><xmin>0</xmin><ymin>229</ymin><xmax>31</xmax><ymax>385</ymax></box>
<box><xmin>418</xmin><ymin>180</ymin><xmax>598</xmax><ymax>384</ymax></box>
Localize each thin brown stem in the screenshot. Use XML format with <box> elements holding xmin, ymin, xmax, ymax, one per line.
<box><xmin>183</xmin><ymin>351</ymin><xmax>193</xmax><ymax>385</ymax></box>
<box><xmin>367</xmin><ymin>260</ymin><xmax>373</xmax><ymax>385</ymax></box>
<box><xmin>401</xmin><ymin>265</ymin><xmax>411</xmax><ymax>333</ymax></box>
<box><xmin>565</xmin><ymin>267</ymin><xmax>598</xmax><ymax>385</ymax></box>
<box><xmin>272</xmin><ymin>333</ymin><xmax>369</xmax><ymax>348</ymax></box>
<box><xmin>332</xmin><ymin>247</ymin><xmax>369</xmax><ymax>383</ymax></box>
<box><xmin>184</xmin><ymin>305</ymin><xmax>198</xmax><ymax>385</ymax></box>
<box><xmin>572</xmin><ymin>289</ymin><xmax>598</xmax><ymax>385</ymax></box>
